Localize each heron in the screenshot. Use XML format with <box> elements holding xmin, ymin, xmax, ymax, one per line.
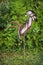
<box><xmin>18</xmin><ymin>11</ymin><xmax>36</xmax><ymax>39</ymax></box>
<box><xmin>9</xmin><ymin>10</ymin><xmax>36</xmax><ymax>65</ymax></box>
<box><xmin>9</xmin><ymin>10</ymin><xmax>36</xmax><ymax>41</ymax></box>
<box><xmin>18</xmin><ymin>11</ymin><xmax>36</xmax><ymax>65</ymax></box>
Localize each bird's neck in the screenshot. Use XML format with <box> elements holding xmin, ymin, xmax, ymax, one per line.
<box><xmin>20</xmin><ymin>17</ymin><xmax>32</xmax><ymax>34</ymax></box>
<box><xmin>27</xmin><ymin>17</ymin><xmax>32</xmax><ymax>28</ymax></box>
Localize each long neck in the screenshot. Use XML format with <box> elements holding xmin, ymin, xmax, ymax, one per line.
<box><xmin>27</xmin><ymin>17</ymin><xmax>32</xmax><ymax>28</ymax></box>
<box><xmin>20</xmin><ymin>17</ymin><xmax>32</xmax><ymax>34</ymax></box>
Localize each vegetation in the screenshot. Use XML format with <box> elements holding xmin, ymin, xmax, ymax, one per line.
<box><xmin>0</xmin><ymin>0</ymin><xmax>43</xmax><ymax>65</ymax></box>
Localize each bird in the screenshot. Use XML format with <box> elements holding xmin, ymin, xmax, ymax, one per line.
<box><xmin>18</xmin><ymin>11</ymin><xmax>36</xmax><ymax>39</ymax></box>
<box><xmin>9</xmin><ymin>11</ymin><xmax>36</xmax><ymax>39</ymax></box>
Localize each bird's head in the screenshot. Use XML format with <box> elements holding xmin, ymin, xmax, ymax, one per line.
<box><xmin>25</xmin><ymin>10</ymin><xmax>36</xmax><ymax>21</ymax></box>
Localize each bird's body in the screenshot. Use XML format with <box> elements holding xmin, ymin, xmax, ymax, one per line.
<box><xmin>18</xmin><ymin>11</ymin><xmax>36</xmax><ymax>39</ymax></box>
<box><xmin>9</xmin><ymin>11</ymin><xmax>36</xmax><ymax>39</ymax></box>
<box><xmin>20</xmin><ymin>18</ymin><xmax>32</xmax><ymax>34</ymax></box>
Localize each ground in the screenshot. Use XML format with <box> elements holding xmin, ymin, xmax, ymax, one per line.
<box><xmin>0</xmin><ymin>49</ymin><xmax>43</xmax><ymax>65</ymax></box>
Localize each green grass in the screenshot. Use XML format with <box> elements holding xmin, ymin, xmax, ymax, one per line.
<box><xmin>0</xmin><ymin>49</ymin><xmax>43</xmax><ymax>65</ymax></box>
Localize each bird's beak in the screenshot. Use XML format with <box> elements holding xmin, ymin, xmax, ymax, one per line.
<box><xmin>32</xmin><ymin>16</ymin><xmax>36</xmax><ymax>21</ymax></box>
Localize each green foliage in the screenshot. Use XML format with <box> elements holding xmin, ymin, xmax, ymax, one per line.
<box><xmin>0</xmin><ymin>0</ymin><xmax>43</xmax><ymax>50</ymax></box>
<box><xmin>0</xmin><ymin>50</ymin><xmax>43</xmax><ymax>65</ymax></box>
